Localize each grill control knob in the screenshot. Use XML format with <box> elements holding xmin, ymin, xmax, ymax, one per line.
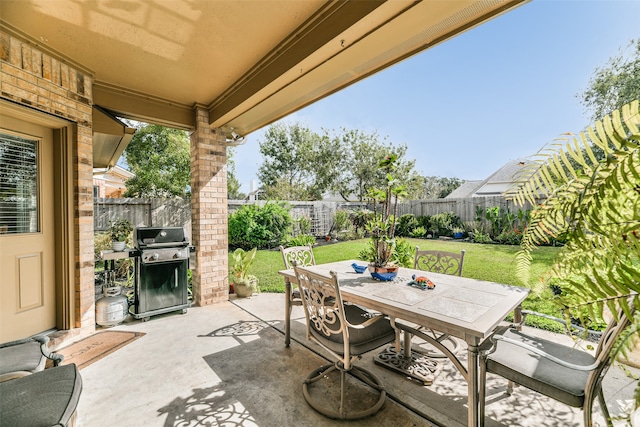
<box><xmin>173</xmin><ymin>252</ymin><xmax>180</xmax><ymax>259</ymax></box>
<box><xmin>151</xmin><ymin>253</ymin><xmax>159</xmax><ymax>261</ymax></box>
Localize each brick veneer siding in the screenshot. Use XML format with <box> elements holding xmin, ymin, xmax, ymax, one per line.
<box><xmin>0</xmin><ymin>30</ymin><xmax>96</xmax><ymax>336</ymax></box>
<box><xmin>190</xmin><ymin>107</ymin><xmax>229</xmax><ymax>305</ymax></box>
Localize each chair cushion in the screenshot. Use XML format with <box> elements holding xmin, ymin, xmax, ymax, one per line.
<box><xmin>0</xmin><ymin>339</ymin><xmax>46</xmax><ymax>375</ymax></box>
<box><xmin>0</xmin><ymin>363</ymin><xmax>82</xmax><ymax>426</ymax></box>
<box><xmin>486</xmin><ymin>329</ymin><xmax>595</xmax><ymax>407</ymax></box>
<box><xmin>310</xmin><ymin>304</ymin><xmax>395</xmax><ymax>356</ymax></box>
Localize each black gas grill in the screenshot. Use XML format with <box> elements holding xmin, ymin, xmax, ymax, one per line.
<box><xmin>132</xmin><ymin>227</ymin><xmax>190</xmax><ymax>321</ymax></box>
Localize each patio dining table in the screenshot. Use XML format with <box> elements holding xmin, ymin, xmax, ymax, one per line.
<box><xmin>279</xmin><ymin>260</ymin><xmax>529</xmax><ymax>427</ymax></box>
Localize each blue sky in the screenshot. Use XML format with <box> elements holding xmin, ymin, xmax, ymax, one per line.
<box><xmin>233</xmin><ymin>0</ymin><xmax>640</xmax><ymax>193</ymax></box>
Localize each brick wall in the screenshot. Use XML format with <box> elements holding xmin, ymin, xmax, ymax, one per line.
<box><xmin>0</xmin><ymin>30</ymin><xmax>96</xmax><ymax>335</ymax></box>
<box><xmin>190</xmin><ymin>107</ymin><xmax>229</xmax><ymax>305</ymax></box>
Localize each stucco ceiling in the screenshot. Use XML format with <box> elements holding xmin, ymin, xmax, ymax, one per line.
<box><xmin>0</xmin><ymin>0</ymin><xmax>527</xmax><ymax>139</ymax></box>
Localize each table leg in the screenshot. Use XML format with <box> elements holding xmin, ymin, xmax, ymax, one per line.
<box><xmin>403</xmin><ymin>330</ymin><xmax>412</xmax><ymax>358</ymax></box>
<box><xmin>467</xmin><ymin>340</ymin><xmax>480</xmax><ymax>427</ymax></box>
<box><xmin>514</xmin><ymin>304</ymin><xmax>523</xmax><ymax>330</ymax></box>
<box><xmin>285</xmin><ymin>278</ymin><xmax>292</xmax><ymax>347</ymax></box>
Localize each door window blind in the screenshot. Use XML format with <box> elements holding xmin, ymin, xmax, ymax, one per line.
<box><xmin>0</xmin><ymin>133</ymin><xmax>39</xmax><ymax>234</ymax></box>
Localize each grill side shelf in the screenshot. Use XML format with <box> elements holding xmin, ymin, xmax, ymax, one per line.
<box><xmin>100</xmin><ymin>249</ymin><xmax>138</xmax><ymax>260</ymax></box>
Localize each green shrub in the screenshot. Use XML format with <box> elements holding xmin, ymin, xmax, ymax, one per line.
<box><xmin>293</xmin><ymin>215</ymin><xmax>312</xmax><ymax>236</ymax></box>
<box><xmin>495</xmin><ymin>228</ymin><xmax>523</xmax><ymax>245</ymax></box>
<box><xmin>416</xmin><ymin>215</ymin><xmax>430</xmax><ymax>229</ymax></box>
<box><xmin>287</xmin><ymin>234</ymin><xmax>316</xmax><ymax>247</ymax></box>
<box><xmin>229</xmin><ymin>202</ymin><xmax>292</xmax><ymax>249</ymax></box>
<box><xmin>429</xmin><ymin>212</ymin><xmax>460</xmax><ymax>237</ymax></box>
<box><xmin>334</xmin><ymin>209</ymin><xmax>353</xmax><ymax>233</ymax></box>
<box><xmin>410</xmin><ymin>226</ymin><xmax>426</xmax><ymax>238</ymax></box>
<box><xmin>472</xmin><ymin>228</ymin><xmax>493</xmax><ymax>244</ymax></box>
<box><xmin>396</xmin><ymin>214</ymin><xmax>419</xmax><ymax>237</ymax></box>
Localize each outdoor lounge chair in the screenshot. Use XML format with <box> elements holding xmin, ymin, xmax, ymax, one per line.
<box><xmin>280</xmin><ymin>244</ymin><xmax>315</xmax><ymax>347</ymax></box>
<box><xmin>0</xmin><ymin>335</ymin><xmax>64</xmax><ymax>382</ymax></box>
<box><xmin>479</xmin><ymin>308</ymin><xmax>632</xmax><ymax>426</ymax></box>
<box><xmin>293</xmin><ymin>265</ymin><xmax>396</xmax><ymax>420</ymax></box>
<box><xmin>0</xmin><ymin>363</ymin><xmax>83</xmax><ymax>427</ymax></box>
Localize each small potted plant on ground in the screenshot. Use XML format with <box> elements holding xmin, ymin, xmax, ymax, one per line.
<box><xmin>451</xmin><ymin>226</ymin><xmax>464</xmax><ymax>239</ymax></box>
<box><xmin>363</xmin><ymin>154</ymin><xmax>407</xmax><ymax>281</ymax></box>
<box><xmin>230</xmin><ymin>248</ymin><xmax>259</xmax><ymax>298</ymax></box>
<box><xmin>109</xmin><ymin>219</ymin><xmax>132</xmax><ymax>251</ymax></box>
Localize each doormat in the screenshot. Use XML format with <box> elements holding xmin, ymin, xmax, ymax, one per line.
<box><xmin>54</xmin><ymin>331</ymin><xmax>145</xmax><ymax>370</ymax></box>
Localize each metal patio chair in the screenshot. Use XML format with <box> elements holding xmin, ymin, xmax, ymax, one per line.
<box><xmin>280</xmin><ymin>244</ymin><xmax>316</xmax><ymax>347</ymax></box>
<box><xmin>374</xmin><ymin>247</ymin><xmax>468</xmax><ymax>384</ymax></box>
<box><xmin>0</xmin><ymin>335</ymin><xmax>64</xmax><ymax>382</ymax></box>
<box><xmin>407</xmin><ymin>247</ymin><xmax>466</xmax><ymax>357</ymax></box>
<box><xmin>479</xmin><ymin>308</ymin><xmax>633</xmax><ymax>426</ymax></box>
<box><xmin>414</xmin><ymin>247</ymin><xmax>466</xmax><ymax>276</ymax></box>
<box><xmin>293</xmin><ymin>265</ymin><xmax>396</xmax><ymax>420</ymax></box>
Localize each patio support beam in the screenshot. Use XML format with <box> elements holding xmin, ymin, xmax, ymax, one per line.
<box><xmin>190</xmin><ymin>106</ymin><xmax>229</xmax><ymax>306</ymax></box>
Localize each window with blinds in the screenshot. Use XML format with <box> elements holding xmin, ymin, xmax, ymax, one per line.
<box><xmin>0</xmin><ymin>133</ymin><xmax>39</xmax><ymax>234</ymax></box>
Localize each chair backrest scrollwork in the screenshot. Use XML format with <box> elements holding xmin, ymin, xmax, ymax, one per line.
<box><xmin>414</xmin><ymin>247</ymin><xmax>465</xmax><ymax>277</ymax></box>
<box><xmin>280</xmin><ymin>245</ymin><xmax>316</xmax><ymax>269</ymax></box>
<box><xmin>293</xmin><ymin>267</ymin><xmax>347</xmax><ymax>347</ymax></box>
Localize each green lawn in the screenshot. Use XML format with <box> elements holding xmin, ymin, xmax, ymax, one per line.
<box><xmin>234</xmin><ymin>238</ymin><xmax>566</xmax><ymax>332</ymax></box>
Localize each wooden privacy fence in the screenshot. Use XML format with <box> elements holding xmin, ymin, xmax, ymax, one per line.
<box><xmin>396</xmin><ymin>196</ymin><xmax>533</xmax><ymax>222</ymax></box>
<box><xmin>94</xmin><ymin>196</ymin><xmax>532</xmax><ymax>237</ymax></box>
<box><xmin>94</xmin><ymin>198</ymin><xmax>191</xmax><ymax>237</ymax></box>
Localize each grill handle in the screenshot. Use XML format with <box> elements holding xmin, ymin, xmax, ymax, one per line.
<box><xmin>138</xmin><ymin>241</ymin><xmax>188</xmax><ymax>249</ymax></box>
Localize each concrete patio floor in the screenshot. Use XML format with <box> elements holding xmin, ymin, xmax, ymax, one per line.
<box><xmin>74</xmin><ymin>293</ymin><xmax>637</xmax><ymax>427</ymax></box>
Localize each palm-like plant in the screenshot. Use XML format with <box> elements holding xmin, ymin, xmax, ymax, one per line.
<box><xmin>506</xmin><ymin>100</ymin><xmax>640</xmax><ymax>376</ymax></box>
<box><xmin>364</xmin><ymin>154</ymin><xmax>407</xmax><ymax>268</ymax></box>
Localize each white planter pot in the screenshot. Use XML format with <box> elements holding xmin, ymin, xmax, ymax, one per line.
<box><xmin>111</xmin><ymin>241</ymin><xmax>126</xmax><ymax>251</ymax></box>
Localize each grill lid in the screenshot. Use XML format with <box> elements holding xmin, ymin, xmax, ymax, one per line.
<box><xmin>135</xmin><ymin>227</ymin><xmax>188</xmax><ymax>249</ymax></box>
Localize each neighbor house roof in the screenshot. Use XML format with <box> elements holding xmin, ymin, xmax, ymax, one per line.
<box><xmin>445</xmin><ymin>180</ymin><xmax>484</xmax><ymax>198</ymax></box>
<box><xmin>446</xmin><ymin>159</ymin><xmax>533</xmax><ymax>198</ymax></box>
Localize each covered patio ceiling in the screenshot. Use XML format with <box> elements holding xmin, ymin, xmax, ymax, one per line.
<box><xmin>1</xmin><ymin>0</ymin><xmax>527</xmax><ymax>139</ymax></box>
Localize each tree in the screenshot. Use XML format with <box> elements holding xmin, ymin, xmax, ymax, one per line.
<box><xmin>123</xmin><ymin>124</ymin><xmax>190</xmax><ymax>198</ymax></box>
<box><xmin>257</xmin><ymin>122</ymin><xmax>343</xmax><ymax>200</ymax></box>
<box><xmin>580</xmin><ymin>39</ymin><xmax>640</xmax><ymax>122</ymax></box>
<box><xmin>418</xmin><ymin>176</ymin><xmax>465</xmax><ymax>199</ymax></box>
<box><xmin>227</xmin><ymin>147</ymin><xmax>245</xmax><ymax>200</ymax></box>
<box><xmin>329</xmin><ymin>129</ymin><xmax>422</xmax><ymax>201</ymax></box>
<box><xmin>257</xmin><ymin>124</ymin><xmax>423</xmax><ymax>201</ymax></box>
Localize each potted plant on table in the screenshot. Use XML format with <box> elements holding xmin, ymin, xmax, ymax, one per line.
<box><xmin>109</xmin><ymin>219</ymin><xmax>132</xmax><ymax>252</ymax></box>
<box><xmin>361</xmin><ymin>154</ymin><xmax>407</xmax><ymax>281</ymax></box>
<box><xmin>230</xmin><ymin>247</ymin><xmax>259</xmax><ymax>298</ymax></box>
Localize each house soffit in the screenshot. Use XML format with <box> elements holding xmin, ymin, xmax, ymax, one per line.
<box><xmin>0</xmin><ymin>0</ymin><xmax>527</xmax><ymax>137</ymax></box>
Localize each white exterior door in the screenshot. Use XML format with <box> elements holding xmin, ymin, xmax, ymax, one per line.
<box><xmin>0</xmin><ymin>114</ymin><xmax>56</xmax><ymax>342</ymax></box>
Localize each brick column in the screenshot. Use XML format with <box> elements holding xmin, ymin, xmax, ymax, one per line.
<box><xmin>1</xmin><ymin>29</ymin><xmax>96</xmax><ymax>338</ymax></box>
<box><xmin>190</xmin><ymin>106</ymin><xmax>229</xmax><ymax>305</ymax></box>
